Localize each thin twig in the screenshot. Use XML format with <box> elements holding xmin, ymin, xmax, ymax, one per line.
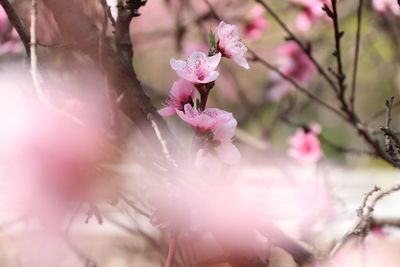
<box><xmin>350</xmin><ymin>0</ymin><xmax>364</xmax><ymax>111</ymax></box>
<box><xmin>99</xmin><ymin>0</ymin><xmax>116</xmax><ymax>29</ymax></box>
<box><xmin>0</xmin><ymin>0</ymin><xmax>30</xmax><ymax>58</ymax></box>
<box><xmin>330</xmin><ymin>186</ymin><xmax>381</xmax><ymax>257</ymax></box>
<box><xmin>30</xmin><ymin>0</ymin><xmax>85</xmax><ymax>127</ymax></box>
<box><xmin>248</xmin><ymin>50</ymin><xmax>347</xmax><ymax>120</ymax></box>
<box><xmin>254</xmin><ymin>0</ymin><xmax>339</xmax><ymax>93</ymax></box>
<box><xmin>165</xmin><ymin>235</ymin><xmax>177</xmax><ymax>267</ymax></box>
<box><xmin>329</xmin><ymin>0</ymin><xmax>346</xmax><ymax>95</ymax></box>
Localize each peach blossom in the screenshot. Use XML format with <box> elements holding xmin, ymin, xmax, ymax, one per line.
<box><xmin>158</xmin><ymin>79</ymin><xmax>196</xmax><ymax>116</ymax></box>
<box><xmin>216</xmin><ymin>21</ymin><xmax>250</xmax><ymax>69</ymax></box>
<box><xmin>267</xmin><ymin>41</ymin><xmax>315</xmax><ymax>101</ymax></box>
<box><xmin>244</xmin><ymin>5</ymin><xmax>269</xmax><ymax>40</ymax></box>
<box><xmin>372</xmin><ymin>0</ymin><xmax>400</xmax><ymax>15</ymax></box>
<box><xmin>170</xmin><ymin>51</ymin><xmax>221</xmax><ymax>84</ymax></box>
<box><xmin>288</xmin><ymin>122</ymin><xmax>322</xmax><ymax>164</ymax></box>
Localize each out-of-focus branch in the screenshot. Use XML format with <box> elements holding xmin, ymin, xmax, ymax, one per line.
<box><xmin>330</xmin><ymin>185</ymin><xmax>381</xmax><ymax>257</ymax></box>
<box><xmin>326</xmin><ymin>0</ymin><xmax>346</xmax><ymax>96</ymax></box>
<box><xmin>331</xmin><ymin>183</ymin><xmax>400</xmax><ymax>256</ymax></box>
<box><xmin>380</xmin><ymin>97</ymin><xmax>400</xmax><ymax>161</ymax></box>
<box><xmin>41</xmin><ymin>0</ymin><xmax>182</xmax><ymax>166</ymax></box>
<box><xmin>350</xmin><ymin>0</ymin><xmax>364</xmax><ymax>111</ymax></box>
<box><xmin>0</xmin><ymin>0</ymin><xmax>30</xmax><ymax>58</ymax></box>
<box><xmin>254</xmin><ymin>0</ymin><xmax>338</xmax><ymax>94</ymax></box>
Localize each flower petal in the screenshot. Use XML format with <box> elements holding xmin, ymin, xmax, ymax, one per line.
<box><xmin>216</xmin><ymin>142</ymin><xmax>241</xmax><ymax>165</ymax></box>
<box><xmin>158</xmin><ymin>106</ymin><xmax>176</xmax><ymax>117</ymax></box>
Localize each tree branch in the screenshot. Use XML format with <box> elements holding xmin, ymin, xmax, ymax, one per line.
<box><xmin>0</xmin><ymin>0</ymin><xmax>30</xmax><ymax>58</ymax></box>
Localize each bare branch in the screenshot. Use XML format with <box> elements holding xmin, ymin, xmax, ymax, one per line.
<box><xmin>0</xmin><ymin>0</ymin><xmax>30</xmax><ymax>58</ymax></box>
<box><xmin>254</xmin><ymin>0</ymin><xmax>339</xmax><ymax>93</ymax></box>
<box><xmin>350</xmin><ymin>0</ymin><xmax>364</xmax><ymax>111</ymax></box>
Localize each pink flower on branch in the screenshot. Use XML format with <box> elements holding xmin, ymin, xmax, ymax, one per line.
<box><xmin>372</xmin><ymin>0</ymin><xmax>400</xmax><ymax>16</ymax></box>
<box><xmin>216</xmin><ymin>21</ymin><xmax>250</xmax><ymax>69</ymax></box>
<box><xmin>170</xmin><ymin>51</ymin><xmax>221</xmax><ymax>84</ymax></box>
<box><xmin>244</xmin><ymin>5</ymin><xmax>269</xmax><ymax>40</ymax></box>
<box><xmin>158</xmin><ymin>79</ymin><xmax>195</xmax><ymax>116</ymax></box>
<box><xmin>288</xmin><ymin>123</ymin><xmax>322</xmax><ymax>164</ymax></box>
<box><xmin>291</xmin><ymin>0</ymin><xmax>328</xmax><ymax>32</ymax></box>
<box><xmin>267</xmin><ymin>41</ymin><xmax>315</xmax><ymax>101</ymax></box>
<box><xmin>176</xmin><ymin>104</ymin><xmax>240</xmax><ymax>167</ymax></box>
<box><xmin>176</xmin><ymin>104</ymin><xmax>233</xmax><ymax>133</ymax></box>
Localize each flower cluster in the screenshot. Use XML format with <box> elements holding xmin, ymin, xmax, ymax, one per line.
<box><xmin>161</xmin><ymin>21</ymin><xmax>249</xmax><ymax>169</ymax></box>
<box><xmin>291</xmin><ymin>0</ymin><xmax>330</xmax><ymax>33</ymax></box>
<box><xmin>267</xmin><ymin>41</ymin><xmax>315</xmax><ymax>101</ymax></box>
<box><xmin>288</xmin><ymin>122</ymin><xmax>323</xmax><ymax>164</ymax></box>
<box><xmin>372</xmin><ymin>0</ymin><xmax>400</xmax><ymax>16</ymax></box>
<box><xmin>216</xmin><ymin>21</ymin><xmax>250</xmax><ymax>69</ymax></box>
<box><xmin>244</xmin><ymin>5</ymin><xmax>269</xmax><ymax>40</ymax></box>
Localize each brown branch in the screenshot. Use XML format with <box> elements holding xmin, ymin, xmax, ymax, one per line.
<box><xmin>248</xmin><ymin>50</ymin><xmax>347</xmax><ymax>121</ymax></box>
<box><xmin>254</xmin><ymin>0</ymin><xmax>338</xmax><ymax>94</ymax></box>
<box><xmin>350</xmin><ymin>0</ymin><xmax>364</xmax><ymax>111</ymax></box>
<box><xmin>0</xmin><ymin>0</ymin><xmax>30</xmax><ymax>58</ymax></box>
<box><xmin>328</xmin><ymin>0</ymin><xmax>346</xmax><ymax>95</ymax></box>
<box><xmin>331</xmin><ymin>183</ymin><xmax>400</xmax><ymax>256</ymax></box>
<box><xmin>41</xmin><ymin>0</ymin><xmax>183</xmax><ymax>166</ymax></box>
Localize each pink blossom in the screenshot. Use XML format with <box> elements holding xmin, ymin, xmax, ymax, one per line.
<box><xmin>158</xmin><ymin>79</ymin><xmax>195</xmax><ymax>116</ymax></box>
<box><xmin>291</xmin><ymin>0</ymin><xmax>326</xmax><ymax>32</ymax></box>
<box><xmin>176</xmin><ymin>104</ymin><xmax>240</xmax><ymax>166</ymax></box>
<box><xmin>176</xmin><ymin>104</ymin><xmax>233</xmax><ymax>133</ymax></box>
<box><xmin>170</xmin><ymin>51</ymin><xmax>221</xmax><ymax>84</ymax></box>
<box><xmin>372</xmin><ymin>0</ymin><xmax>400</xmax><ymax>15</ymax></box>
<box><xmin>267</xmin><ymin>42</ymin><xmax>315</xmax><ymax>101</ymax></box>
<box><xmin>216</xmin><ymin>21</ymin><xmax>250</xmax><ymax>69</ymax></box>
<box><xmin>288</xmin><ymin>122</ymin><xmax>322</xmax><ymax>164</ymax></box>
<box><xmin>244</xmin><ymin>5</ymin><xmax>268</xmax><ymax>40</ymax></box>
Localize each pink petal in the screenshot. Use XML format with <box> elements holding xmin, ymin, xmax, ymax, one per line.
<box><xmin>207</xmin><ymin>52</ymin><xmax>222</xmax><ymax>70</ymax></box>
<box><xmin>158</xmin><ymin>106</ymin><xmax>176</xmax><ymax>117</ymax></box>
<box><xmin>170</xmin><ymin>58</ymin><xmax>186</xmax><ymax>71</ymax></box>
<box><xmin>233</xmin><ymin>55</ymin><xmax>250</xmax><ymax>70</ymax></box>
<box><xmin>201</xmin><ymin>71</ymin><xmax>220</xmax><ymax>84</ymax></box>
<box><xmin>216</xmin><ymin>142</ymin><xmax>241</xmax><ymax>165</ymax></box>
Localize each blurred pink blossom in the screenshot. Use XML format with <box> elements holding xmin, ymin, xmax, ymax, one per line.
<box><xmin>170</xmin><ymin>51</ymin><xmax>221</xmax><ymax>84</ymax></box>
<box><xmin>244</xmin><ymin>5</ymin><xmax>269</xmax><ymax>40</ymax></box>
<box><xmin>372</xmin><ymin>0</ymin><xmax>400</xmax><ymax>15</ymax></box>
<box><xmin>288</xmin><ymin>122</ymin><xmax>322</xmax><ymax>164</ymax></box>
<box><xmin>291</xmin><ymin>0</ymin><xmax>326</xmax><ymax>32</ymax></box>
<box><xmin>183</xmin><ymin>42</ymin><xmax>209</xmax><ymax>57</ymax></box>
<box><xmin>267</xmin><ymin>41</ymin><xmax>315</xmax><ymax>101</ymax></box>
<box><xmin>158</xmin><ymin>79</ymin><xmax>195</xmax><ymax>116</ymax></box>
<box><xmin>195</xmin><ymin>110</ymin><xmax>240</xmax><ymax>168</ymax></box>
<box><xmin>176</xmin><ymin>104</ymin><xmax>233</xmax><ymax>133</ymax></box>
<box><xmin>176</xmin><ymin>104</ymin><xmax>240</xmax><ymax>167</ymax></box>
<box><xmin>217</xmin><ymin>21</ymin><xmax>250</xmax><ymax>69</ymax></box>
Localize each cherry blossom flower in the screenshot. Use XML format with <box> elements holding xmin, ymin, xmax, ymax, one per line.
<box><xmin>267</xmin><ymin>41</ymin><xmax>315</xmax><ymax>101</ymax></box>
<box><xmin>216</xmin><ymin>21</ymin><xmax>250</xmax><ymax>69</ymax></box>
<box><xmin>244</xmin><ymin>5</ymin><xmax>269</xmax><ymax>40</ymax></box>
<box><xmin>158</xmin><ymin>79</ymin><xmax>196</xmax><ymax>116</ymax></box>
<box><xmin>170</xmin><ymin>51</ymin><xmax>221</xmax><ymax>84</ymax></box>
<box><xmin>291</xmin><ymin>0</ymin><xmax>326</xmax><ymax>32</ymax></box>
<box><xmin>288</xmin><ymin>122</ymin><xmax>322</xmax><ymax>164</ymax></box>
<box><xmin>176</xmin><ymin>104</ymin><xmax>240</xmax><ymax>167</ymax></box>
<box><xmin>176</xmin><ymin>104</ymin><xmax>233</xmax><ymax>133</ymax></box>
<box><xmin>372</xmin><ymin>0</ymin><xmax>400</xmax><ymax>16</ymax></box>
<box><xmin>195</xmin><ymin>121</ymin><xmax>241</xmax><ymax>168</ymax></box>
